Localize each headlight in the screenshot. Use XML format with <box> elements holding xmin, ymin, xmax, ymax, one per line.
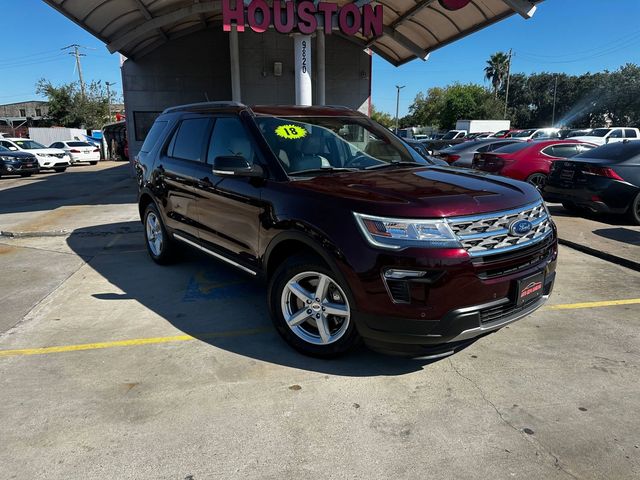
<box><xmin>0</xmin><ymin>156</ymin><xmax>15</xmax><ymax>161</ymax></box>
<box><xmin>353</xmin><ymin>212</ymin><xmax>461</xmax><ymax>250</ymax></box>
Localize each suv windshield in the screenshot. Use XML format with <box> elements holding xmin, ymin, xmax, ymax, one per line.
<box><xmin>13</xmin><ymin>140</ymin><xmax>45</xmax><ymax>150</ymax></box>
<box><xmin>254</xmin><ymin>115</ymin><xmax>421</xmax><ymax>174</ymax></box>
<box><xmin>590</xmin><ymin>128</ymin><xmax>611</xmax><ymax>137</ymax></box>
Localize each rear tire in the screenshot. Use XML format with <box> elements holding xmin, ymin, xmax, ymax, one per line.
<box><xmin>268</xmin><ymin>255</ymin><xmax>360</xmax><ymax>358</ymax></box>
<box><xmin>90</xmin><ymin>161</ymin><xmax>98</xmax><ymax>165</ymax></box>
<box><xmin>526</xmin><ymin>173</ymin><xmax>547</xmax><ymax>191</ymax></box>
<box><xmin>54</xmin><ymin>167</ymin><xmax>67</xmax><ymax>173</ymax></box>
<box><xmin>20</xmin><ymin>173</ymin><xmax>31</xmax><ymax>177</ymax></box>
<box><xmin>143</xmin><ymin>203</ymin><xmax>176</xmax><ymax>264</ymax></box>
<box><xmin>628</xmin><ymin>193</ymin><xmax>640</xmax><ymax>226</ymax></box>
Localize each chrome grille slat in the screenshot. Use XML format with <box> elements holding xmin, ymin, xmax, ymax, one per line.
<box><xmin>448</xmin><ymin>201</ymin><xmax>552</xmax><ymax>257</ymax></box>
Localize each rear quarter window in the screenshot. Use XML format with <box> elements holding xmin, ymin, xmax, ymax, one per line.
<box><xmin>140</xmin><ymin>120</ymin><xmax>169</xmax><ymax>154</ymax></box>
<box><xmin>575</xmin><ymin>141</ymin><xmax>640</xmax><ymax>163</ymax></box>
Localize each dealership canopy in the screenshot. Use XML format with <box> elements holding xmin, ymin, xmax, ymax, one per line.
<box><xmin>43</xmin><ymin>0</ymin><xmax>543</xmax><ymax>66</ymax></box>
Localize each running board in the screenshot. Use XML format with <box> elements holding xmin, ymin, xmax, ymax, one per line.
<box><xmin>173</xmin><ymin>233</ymin><xmax>257</xmax><ymax>276</ymax></box>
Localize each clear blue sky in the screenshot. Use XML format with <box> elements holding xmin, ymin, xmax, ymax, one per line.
<box><xmin>1</xmin><ymin>0</ymin><xmax>639</xmax><ymax>116</ymax></box>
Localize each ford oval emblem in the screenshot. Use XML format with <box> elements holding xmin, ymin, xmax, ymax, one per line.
<box><xmin>510</xmin><ymin>219</ymin><xmax>533</xmax><ymax>237</ymax></box>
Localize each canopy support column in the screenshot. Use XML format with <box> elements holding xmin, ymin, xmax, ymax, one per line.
<box><xmin>293</xmin><ymin>34</ymin><xmax>312</xmax><ymax>106</ymax></box>
<box><xmin>229</xmin><ymin>25</ymin><xmax>241</xmax><ymax>102</ymax></box>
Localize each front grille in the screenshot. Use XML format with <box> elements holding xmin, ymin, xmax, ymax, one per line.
<box><xmin>476</xmin><ymin>236</ymin><xmax>555</xmax><ymax>279</ymax></box>
<box><xmin>448</xmin><ymin>201</ymin><xmax>553</xmax><ymax>257</ymax></box>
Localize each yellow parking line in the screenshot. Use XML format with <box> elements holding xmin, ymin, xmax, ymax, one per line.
<box><xmin>0</xmin><ymin>327</ymin><xmax>271</xmax><ymax>358</ymax></box>
<box><xmin>544</xmin><ymin>298</ymin><xmax>640</xmax><ymax>310</ymax></box>
<box><xmin>1</xmin><ymin>299</ymin><xmax>639</xmax><ymax>359</ymax></box>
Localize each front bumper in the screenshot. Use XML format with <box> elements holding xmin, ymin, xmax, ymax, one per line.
<box><xmin>36</xmin><ymin>156</ymin><xmax>71</xmax><ymax>168</ymax></box>
<box><xmin>0</xmin><ymin>163</ymin><xmax>40</xmax><ymax>174</ymax></box>
<box><xmin>339</xmin><ymin>228</ymin><xmax>558</xmax><ymax>356</ymax></box>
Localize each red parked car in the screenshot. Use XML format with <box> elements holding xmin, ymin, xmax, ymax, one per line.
<box><xmin>472</xmin><ymin>139</ymin><xmax>596</xmax><ymax>190</ymax></box>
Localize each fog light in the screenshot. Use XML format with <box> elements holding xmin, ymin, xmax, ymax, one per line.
<box><xmin>384</xmin><ymin>269</ymin><xmax>427</xmax><ymax>280</ymax></box>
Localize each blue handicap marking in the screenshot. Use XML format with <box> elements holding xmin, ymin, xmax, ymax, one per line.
<box><xmin>183</xmin><ymin>266</ymin><xmax>261</xmax><ymax>302</ymax></box>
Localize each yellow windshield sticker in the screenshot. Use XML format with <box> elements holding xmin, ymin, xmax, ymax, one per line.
<box><xmin>275</xmin><ymin>124</ymin><xmax>308</xmax><ymax>140</ymax></box>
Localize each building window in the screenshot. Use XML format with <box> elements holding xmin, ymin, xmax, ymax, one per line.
<box><xmin>36</xmin><ymin>109</ymin><xmax>42</xmax><ymax>117</ymax></box>
<box><xmin>19</xmin><ymin>109</ymin><xmax>26</xmax><ymax>117</ymax></box>
<box><xmin>133</xmin><ymin>111</ymin><xmax>162</xmax><ymax>141</ymax></box>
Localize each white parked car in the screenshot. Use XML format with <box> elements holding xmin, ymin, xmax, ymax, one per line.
<box><xmin>0</xmin><ymin>137</ymin><xmax>70</xmax><ymax>172</ymax></box>
<box><xmin>571</xmin><ymin>127</ymin><xmax>640</xmax><ymax>146</ymax></box>
<box><xmin>512</xmin><ymin>128</ymin><xmax>561</xmax><ymax>141</ymax></box>
<box><xmin>50</xmin><ymin>141</ymin><xmax>100</xmax><ymax>165</ymax></box>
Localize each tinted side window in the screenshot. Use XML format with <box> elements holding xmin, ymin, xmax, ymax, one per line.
<box><xmin>545</xmin><ymin>145</ymin><xmax>578</xmax><ymax>158</ymax></box>
<box><xmin>577</xmin><ymin>144</ymin><xmax>595</xmax><ymax>153</ymax></box>
<box><xmin>609</xmin><ymin>129</ymin><xmax>623</xmax><ymax>138</ymax></box>
<box><xmin>625</xmin><ymin>129</ymin><xmax>638</xmax><ymax>138</ymax></box>
<box><xmin>207</xmin><ymin>117</ymin><xmax>254</xmax><ymax>165</ymax></box>
<box><xmin>169</xmin><ymin>118</ymin><xmax>211</xmax><ymax>161</ymax></box>
<box><xmin>140</xmin><ymin>120</ymin><xmax>169</xmax><ymax>153</ymax></box>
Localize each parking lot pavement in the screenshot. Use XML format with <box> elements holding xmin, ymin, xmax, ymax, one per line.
<box><xmin>1</xmin><ymin>163</ymin><xmax>639</xmax><ymax>479</ymax></box>
<box><xmin>549</xmin><ymin>204</ymin><xmax>640</xmax><ymax>270</ymax></box>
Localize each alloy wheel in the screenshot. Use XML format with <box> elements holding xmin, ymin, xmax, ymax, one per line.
<box><xmin>528</xmin><ymin>173</ymin><xmax>547</xmax><ymax>191</ymax></box>
<box><xmin>146</xmin><ymin>211</ymin><xmax>163</xmax><ymax>256</ymax></box>
<box><xmin>280</xmin><ymin>271</ymin><xmax>351</xmax><ymax>345</ymax></box>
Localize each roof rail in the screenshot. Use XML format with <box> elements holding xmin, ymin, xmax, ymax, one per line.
<box><xmin>162</xmin><ymin>101</ymin><xmax>246</xmax><ymax>114</ymax></box>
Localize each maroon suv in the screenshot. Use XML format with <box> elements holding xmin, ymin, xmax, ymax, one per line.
<box><xmin>135</xmin><ymin>103</ymin><xmax>557</xmax><ymax>358</ymax></box>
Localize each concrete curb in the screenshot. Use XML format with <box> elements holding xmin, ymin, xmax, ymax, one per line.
<box><xmin>559</xmin><ymin>238</ymin><xmax>640</xmax><ymax>273</ymax></box>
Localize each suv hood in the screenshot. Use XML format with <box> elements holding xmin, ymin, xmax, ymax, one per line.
<box><xmin>0</xmin><ymin>150</ymin><xmax>36</xmax><ymax>160</ymax></box>
<box><xmin>292</xmin><ymin>166</ymin><xmax>542</xmax><ymax>218</ymax></box>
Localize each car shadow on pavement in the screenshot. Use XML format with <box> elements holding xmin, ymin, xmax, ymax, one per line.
<box><xmin>66</xmin><ymin>221</ymin><xmax>447</xmax><ymax>377</ymax></box>
<box><xmin>0</xmin><ymin>163</ymin><xmax>135</xmax><ymax>215</ymax></box>
<box><xmin>594</xmin><ymin>228</ymin><xmax>640</xmax><ymax>246</ymax></box>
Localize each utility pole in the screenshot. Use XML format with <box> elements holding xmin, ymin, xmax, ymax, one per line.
<box><xmin>105</xmin><ymin>82</ymin><xmax>116</xmax><ymax>121</ymax></box>
<box><xmin>551</xmin><ymin>74</ymin><xmax>559</xmax><ymax>127</ymax></box>
<box><xmin>503</xmin><ymin>48</ymin><xmax>513</xmax><ymax>119</ymax></box>
<box><xmin>395</xmin><ymin>85</ymin><xmax>405</xmax><ymax>135</ymax></box>
<box><xmin>63</xmin><ymin>44</ymin><xmax>87</xmax><ymax>96</ymax></box>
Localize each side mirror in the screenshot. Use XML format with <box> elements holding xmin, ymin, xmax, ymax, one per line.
<box><xmin>212</xmin><ymin>156</ymin><xmax>263</xmax><ymax>178</ymax></box>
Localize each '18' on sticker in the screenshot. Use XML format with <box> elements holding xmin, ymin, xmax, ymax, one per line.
<box><xmin>275</xmin><ymin>124</ymin><xmax>308</xmax><ymax>140</ymax></box>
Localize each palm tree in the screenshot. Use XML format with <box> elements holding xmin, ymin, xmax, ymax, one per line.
<box><xmin>485</xmin><ymin>52</ymin><xmax>510</xmax><ymax>98</ymax></box>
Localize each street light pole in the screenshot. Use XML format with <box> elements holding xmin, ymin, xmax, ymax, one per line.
<box><xmin>551</xmin><ymin>74</ymin><xmax>559</xmax><ymax>127</ymax></box>
<box><xmin>105</xmin><ymin>82</ymin><xmax>116</xmax><ymax>121</ymax></box>
<box><xmin>503</xmin><ymin>48</ymin><xmax>513</xmax><ymax>119</ymax></box>
<box><xmin>395</xmin><ymin>85</ymin><xmax>405</xmax><ymax>134</ymax></box>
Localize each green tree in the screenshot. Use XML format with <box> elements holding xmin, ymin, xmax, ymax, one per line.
<box><xmin>484</xmin><ymin>52</ymin><xmax>510</xmax><ymax>98</ymax></box>
<box><xmin>440</xmin><ymin>83</ymin><xmax>502</xmax><ymax>129</ymax></box>
<box><xmin>370</xmin><ymin>104</ymin><xmax>394</xmax><ymax>129</ymax></box>
<box><xmin>36</xmin><ymin>79</ymin><xmax>110</xmax><ymax>129</ymax></box>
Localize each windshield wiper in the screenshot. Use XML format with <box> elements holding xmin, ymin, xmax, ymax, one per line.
<box><xmin>289</xmin><ymin>167</ymin><xmax>359</xmax><ymax>176</ymax></box>
<box><xmin>365</xmin><ymin>161</ymin><xmax>423</xmax><ymax>170</ymax></box>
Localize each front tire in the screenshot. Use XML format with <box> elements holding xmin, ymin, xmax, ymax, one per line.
<box><xmin>268</xmin><ymin>255</ymin><xmax>360</xmax><ymax>357</ymax></box>
<box><xmin>90</xmin><ymin>161</ymin><xmax>98</xmax><ymax>165</ymax></box>
<box><xmin>143</xmin><ymin>203</ymin><xmax>176</xmax><ymax>264</ymax></box>
<box><xmin>20</xmin><ymin>173</ymin><xmax>32</xmax><ymax>177</ymax></box>
<box><xmin>54</xmin><ymin>167</ymin><xmax>67</xmax><ymax>173</ymax></box>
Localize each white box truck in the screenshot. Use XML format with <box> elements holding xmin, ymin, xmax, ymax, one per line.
<box><xmin>455</xmin><ymin>120</ymin><xmax>511</xmax><ymax>134</ymax></box>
